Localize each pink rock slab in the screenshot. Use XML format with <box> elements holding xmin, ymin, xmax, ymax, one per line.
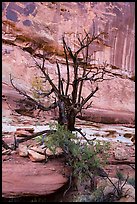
<box><xmin>2</xmin><ymin>155</ymin><xmax>69</xmax><ymax>198</ymax></box>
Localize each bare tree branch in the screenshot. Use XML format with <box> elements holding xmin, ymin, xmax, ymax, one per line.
<box><xmin>2</xmin><ymin>140</ymin><xmax>13</xmax><ymax>150</ymax></box>
<box><xmin>9</xmin><ymin>29</ymin><xmax>115</xmax><ymax>132</ymax></box>
<box><xmin>10</xmin><ymin>74</ymin><xmax>58</xmax><ymax>112</ymax></box>
<box><xmin>15</xmin><ymin>129</ymin><xmax>56</xmax><ymax>145</ymax></box>
<box><xmin>63</xmin><ymin>37</ymin><xmax>70</xmax><ymax>96</ymax></box>
<box><xmin>34</xmin><ymin>58</ymin><xmax>63</xmax><ymax>99</ymax></box>
<box><xmin>79</xmin><ymin>86</ymin><xmax>98</xmax><ymax>112</ymax></box>
<box><xmin>75</xmin><ymin>32</ymin><xmax>106</xmax><ymax>58</ymax></box>
<box><xmin>56</xmin><ymin>60</ymin><xmax>62</xmax><ymax>94</ymax></box>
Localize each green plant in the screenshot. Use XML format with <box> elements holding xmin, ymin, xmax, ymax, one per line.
<box><xmin>115</xmin><ymin>170</ymin><xmax>125</xmax><ymax>181</ymax></box>
<box><xmin>40</xmin><ymin>122</ymin><xmax>110</xmax><ymax>190</ymax></box>
<box><xmin>115</xmin><ymin>171</ymin><xmax>135</xmax><ymax>188</ymax></box>
<box><xmin>105</xmin><ymin>173</ymin><xmax>130</xmax><ymax>201</ymax></box>
<box><xmin>127</xmin><ymin>177</ymin><xmax>135</xmax><ymax>188</ymax></box>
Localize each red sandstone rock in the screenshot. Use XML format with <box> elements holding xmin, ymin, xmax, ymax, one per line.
<box><xmin>28</xmin><ymin>149</ymin><xmax>46</xmax><ymax>162</ymax></box>
<box><xmin>78</xmin><ymin>108</ymin><xmax>135</xmax><ymax>124</ymax></box>
<box><xmin>2</xmin><ymin>155</ymin><xmax>69</xmax><ymax>198</ymax></box>
<box><xmin>16</xmin><ymin>127</ymin><xmax>34</xmax><ymax>133</ymax></box>
<box><xmin>2</xmin><ymin>2</ymin><xmax>135</xmax><ymax>118</ymax></box>
<box><xmin>18</xmin><ymin>144</ymin><xmax>28</xmax><ymax>157</ymax></box>
<box><xmin>29</xmin><ymin>146</ymin><xmax>46</xmax><ymax>155</ymax></box>
<box><xmin>15</xmin><ymin>130</ymin><xmax>32</xmax><ymax>137</ymax></box>
<box><xmin>114</xmin><ymin>147</ymin><xmax>129</xmax><ymax>160</ymax></box>
<box><xmin>46</xmin><ymin>147</ymin><xmax>64</xmax><ymax>156</ymax></box>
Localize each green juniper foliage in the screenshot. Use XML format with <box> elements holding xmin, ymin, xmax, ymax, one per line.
<box><xmin>39</xmin><ymin>123</ymin><xmax>110</xmax><ymax>185</ymax></box>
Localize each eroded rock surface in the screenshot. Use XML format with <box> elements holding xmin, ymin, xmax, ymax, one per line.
<box><xmin>2</xmin><ymin>154</ymin><xmax>69</xmax><ymax>198</ymax></box>
<box><xmin>2</xmin><ymin>3</ymin><xmax>135</xmax><ymax>200</ymax></box>
<box><xmin>114</xmin><ymin>147</ymin><xmax>129</xmax><ymax>160</ymax></box>
<box><xmin>2</xmin><ymin>2</ymin><xmax>135</xmax><ymax>122</ymax></box>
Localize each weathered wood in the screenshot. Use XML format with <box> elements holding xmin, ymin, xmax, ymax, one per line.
<box><xmin>2</xmin><ymin>140</ymin><xmax>13</xmax><ymax>150</ymax></box>
<box><xmin>107</xmin><ymin>160</ymin><xmax>135</xmax><ymax>165</ymax></box>
<box><xmin>16</xmin><ymin>129</ymin><xmax>56</xmax><ymax>144</ymax></box>
<box><xmin>10</xmin><ymin>31</ymin><xmax>114</xmax><ymax>132</ymax></box>
<box><xmin>2</xmin><ymin>130</ymin><xmax>56</xmax><ymax>150</ymax></box>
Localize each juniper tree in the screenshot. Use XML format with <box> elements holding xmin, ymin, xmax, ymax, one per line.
<box><xmin>5</xmin><ymin>30</ymin><xmax>118</xmax><ymax>192</ymax></box>
<box><xmin>10</xmin><ymin>29</ymin><xmax>113</xmax><ymax>133</ymax></box>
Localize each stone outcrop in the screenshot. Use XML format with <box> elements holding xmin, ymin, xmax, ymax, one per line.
<box><xmin>2</xmin><ymin>133</ymin><xmax>135</xmax><ymax>200</ymax></box>
<box><xmin>2</xmin><ymin>155</ymin><xmax>69</xmax><ymax>198</ymax></box>
<box><xmin>78</xmin><ymin>108</ymin><xmax>134</xmax><ymax>124</ymax></box>
<box><xmin>2</xmin><ymin>2</ymin><xmax>135</xmax><ymax>122</ymax></box>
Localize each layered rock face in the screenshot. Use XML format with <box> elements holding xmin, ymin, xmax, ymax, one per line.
<box><xmin>2</xmin><ymin>2</ymin><xmax>135</xmax><ymax>121</ymax></box>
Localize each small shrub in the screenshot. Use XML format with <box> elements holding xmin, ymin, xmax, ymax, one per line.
<box><xmin>115</xmin><ymin>170</ymin><xmax>125</xmax><ymax>181</ymax></box>
<box><xmin>39</xmin><ymin>122</ymin><xmax>110</xmax><ymax>190</ymax></box>
<box><xmin>127</xmin><ymin>177</ymin><xmax>135</xmax><ymax>188</ymax></box>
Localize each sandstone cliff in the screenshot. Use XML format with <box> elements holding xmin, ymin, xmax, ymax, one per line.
<box><xmin>2</xmin><ymin>2</ymin><xmax>135</xmax><ymax>122</ymax></box>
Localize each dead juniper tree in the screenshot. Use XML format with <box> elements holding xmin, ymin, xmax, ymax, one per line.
<box><xmin>9</xmin><ymin>30</ymin><xmax>113</xmax><ymax>135</ymax></box>
<box><xmin>5</xmin><ymin>30</ymin><xmax>117</xmax><ymax>190</ymax></box>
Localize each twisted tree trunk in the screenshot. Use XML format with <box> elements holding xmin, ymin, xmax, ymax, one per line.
<box><xmin>66</xmin><ymin>110</ymin><xmax>76</xmax><ymax>131</ymax></box>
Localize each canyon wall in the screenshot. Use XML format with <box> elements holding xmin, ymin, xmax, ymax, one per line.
<box><xmin>2</xmin><ymin>2</ymin><xmax>135</xmax><ymax>120</ymax></box>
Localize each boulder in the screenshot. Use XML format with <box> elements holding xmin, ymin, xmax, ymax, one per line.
<box><xmin>28</xmin><ymin>149</ymin><xmax>46</xmax><ymax>162</ymax></box>
<box><xmin>16</xmin><ymin>127</ymin><xmax>34</xmax><ymax>133</ymax></box>
<box><xmin>124</xmin><ymin>133</ymin><xmax>134</xmax><ymax>138</ymax></box>
<box><xmin>15</xmin><ymin>130</ymin><xmax>32</xmax><ymax>137</ymax></box>
<box><xmin>114</xmin><ymin>147</ymin><xmax>129</xmax><ymax>160</ymax></box>
<box><xmin>29</xmin><ymin>145</ymin><xmax>46</xmax><ymax>155</ymax></box>
<box><xmin>131</xmin><ymin>136</ymin><xmax>135</xmax><ymax>145</ymax></box>
<box><xmin>18</xmin><ymin>144</ymin><xmax>28</xmax><ymax>157</ymax></box>
<box><xmin>2</xmin><ymin>156</ymin><xmax>69</xmax><ymax>198</ymax></box>
<box><xmin>77</xmin><ymin>108</ymin><xmax>134</xmax><ymax>124</ymax></box>
<box><xmin>118</xmin><ymin>196</ymin><xmax>135</xmax><ymax>202</ymax></box>
<box><xmin>45</xmin><ymin>147</ymin><xmax>63</xmax><ymax>156</ymax></box>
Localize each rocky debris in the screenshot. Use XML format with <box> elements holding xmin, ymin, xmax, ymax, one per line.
<box><xmin>2</xmin><ymin>131</ymin><xmax>135</xmax><ymax>201</ymax></box>
<box><xmin>29</xmin><ymin>145</ymin><xmax>46</xmax><ymax>155</ymax></box>
<box><xmin>114</xmin><ymin>147</ymin><xmax>129</xmax><ymax>160</ymax></box>
<box><xmin>15</xmin><ymin>129</ymin><xmax>32</xmax><ymax>137</ymax></box>
<box><xmin>18</xmin><ymin>144</ymin><xmax>28</xmax><ymax>157</ymax></box>
<box><xmin>28</xmin><ymin>149</ymin><xmax>46</xmax><ymax>162</ymax></box>
<box><xmin>15</xmin><ymin>127</ymin><xmax>35</xmax><ymax>138</ymax></box>
<box><xmin>18</xmin><ymin>143</ymin><xmax>63</xmax><ymax>161</ymax></box>
<box><xmin>2</xmin><ymin>149</ymin><xmax>11</xmax><ymax>155</ymax></box>
<box><xmin>5</xmin><ymin>125</ymin><xmax>64</xmax><ymax>161</ymax></box>
<box><xmin>45</xmin><ymin>147</ymin><xmax>63</xmax><ymax>156</ymax></box>
<box><xmin>16</xmin><ymin>127</ymin><xmax>34</xmax><ymax>133</ymax></box>
<box><xmin>74</xmin><ymin>176</ymin><xmax>135</xmax><ymax>202</ymax></box>
<box><xmin>97</xmin><ymin>177</ymin><xmax>135</xmax><ymax>202</ymax></box>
